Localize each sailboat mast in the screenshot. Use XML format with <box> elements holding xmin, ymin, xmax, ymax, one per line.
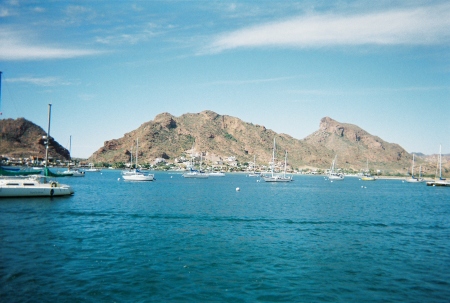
<box><xmin>136</xmin><ymin>138</ymin><xmax>139</xmax><ymax>170</ymax></box>
<box><xmin>439</xmin><ymin>144</ymin><xmax>442</xmax><ymax>179</ymax></box>
<box><xmin>271</xmin><ymin>137</ymin><xmax>276</xmax><ymax>177</ymax></box>
<box><xmin>412</xmin><ymin>154</ymin><xmax>415</xmax><ymax>177</ymax></box>
<box><xmin>284</xmin><ymin>150</ymin><xmax>287</xmax><ymax>177</ymax></box>
<box><xmin>45</xmin><ymin>104</ymin><xmax>52</xmax><ymax>168</ymax></box>
<box><xmin>0</xmin><ymin>71</ymin><xmax>2</xmax><ymax>115</ymax></box>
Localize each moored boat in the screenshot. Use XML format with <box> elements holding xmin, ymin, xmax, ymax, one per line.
<box><xmin>182</xmin><ymin>169</ymin><xmax>209</xmax><ymax>178</ymax></box>
<box><xmin>405</xmin><ymin>154</ymin><xmax>424</xmax><ymax>183</ymax></box>
<box><xmin>122</xmin><ymin>138</ymin><xmax>154</xmax><ymax>181</ymax></box>
<box><xmin>0</xmin><ymin>175</ymin><xmax>74</xmax><ymax>197</ymax></box>
<box><xmin>361</xmin><ymin>159</ymin><xmax>376</xmax><ymax>181</ymax></box>
<box><xmin>0</xmin><ymin>166</ymin><xmax>41</xmax><ymax>176</ymax></box>
<box><xmin>426</xmin><ymin>145</ymin><xmax>449</xmax><ymax>187</ymax></box>
<box><xmin>85</xmin><ymin>163</ymin><xmax>101</xmax><ymax>172</ymax></box>
<box><xmin>122</xmin><ymin>170</ymin><xmax>154</xmax><ymax>181</ymax></box>
<box><xmin>262</xmin><ymin>138</ymin><xmax>293</xmax><ymax>182</ymax></box>
<box><xmin>61</xmin><ymin>168</ymin><xmax>85</xmax><ymax>177</ymax></box>
<box><xmin>208</xmin><ymin>171</ymin><xmax>225</xmax><ymax>177</ymax></box>
<box><xmin>182</xmin><ymin>144</ymin><xmax>209</xmax><ymax>179</ymax></box>
<box><xmin>328</xmin><ymin>155</ymin><xmax>344</xmax><ymax>181</ymax></box>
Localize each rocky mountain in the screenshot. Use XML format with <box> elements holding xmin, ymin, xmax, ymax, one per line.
<box><xmin>89</xmin><ymin>110</ymin><xmax>446</xmax><ymax>175</ymax></box>
<box><xmin>2</xmin><ymin>112</ymin><xmax>447</xmax><ymax>176</ymax></box>
<box><xmin>0</xmin><ymin>118</ymin><xmax>70</xmax><ymax>161</ymax></box>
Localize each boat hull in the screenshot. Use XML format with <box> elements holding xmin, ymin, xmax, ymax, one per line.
<box><xmin>361</xmin><ymin>176</ymin><xmax>376</xmax><ymax>181</ymax></box>
<box><xmin>426</xmin><ymin>181</ymin><xmax>450</xmax><ymax>187</ymax></box>
<box><xmin>262</xmin><ymin>176</ymin><xmax>293</xmax><ymax>182</ymax></box>
<box><xmin>329</xmin><ymin>174</ymin><xmax>344</xmax><ymax>181</ymax></box>
<box><xmin>208</xmin><ymin>172</ymin><xmax>225</xmax><ymax>177</ymax></box>
<box><xmin>122</xmin><ymin>174</ymin><xmax>154</xmax><ymax>181</ymax></box>
<box><xmin>0</xmin><ymin>177</ymin><xmax>74</xmax><ymax>197</ymax></box>
<box><xmin>182</xmin><ymin>172</ymin><xmax>209</xmax><ymax>178</ymax></box>
<box><xmin>405</xmin><ymin>178</ymin><xmax>424</xmax><ymax>183</ymax></box>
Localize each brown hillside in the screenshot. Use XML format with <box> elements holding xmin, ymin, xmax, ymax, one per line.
<box><xmin>0</xmin><ymin>118</ymin><xmax>70</xmax><ymax>161</ymax></box>
<box><xmin>89</xmin><ymin>111</ymin><xmax>436</xmax><ymax>175</ymax></box>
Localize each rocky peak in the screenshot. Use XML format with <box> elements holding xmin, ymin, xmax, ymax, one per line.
<box><xmin>320</xmin><ymin>117</ymin><xmax>345</xmax><ymax>137</ymax></box>
<box><xmin>200</xmin><ymin>110</ymin><xmax>220</xmax><ymax>120</ymax></box>
<box><xmin>0</xmin><ymin>118</ymin><xmax>70</xmax><ymax>160</ymax></box>
<box><xmin>154</xmin><ymin>112</ymin><xmax>177</xmax><ymax>129</ymax></box>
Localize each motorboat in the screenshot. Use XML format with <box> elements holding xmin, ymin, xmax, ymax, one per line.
<box><xmin>0</xmin><ymin>175</ymin><xmax>74</xmax><ymax>197</ymax></box>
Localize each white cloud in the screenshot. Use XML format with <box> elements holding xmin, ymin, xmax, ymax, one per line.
<box><xmin>206</xmin><ymin>76</ymin><xmax>297</xmax><ymax>86</ymax></box>
<box><xmin>5</xmin><ymin>76</ymin><xmax>71</xmax><ymax>86</ymax></box>
<box><xmin>0</xmin><ymin>8</ymin><xmax>10</xmax><ymax>17</ymax></box>
<box><xmin>207</xmin><ymin>3</ymin><xmax>450</xmax><ymax>53</ymax></box>
<box><xmin>0</xmin><ymin>29</ymin><xmax>103</xmax><ymax>60</ymax></box>
<box><xmin>95</xmin><ymin>23</ymin><xmax>160</xmax><ymax>45</ymax></box>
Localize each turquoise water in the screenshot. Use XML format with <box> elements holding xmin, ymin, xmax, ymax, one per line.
<box><xmin>1</xmin><ymin>171</ymin><xmax>449</xmax><ymax>302</ymax></box>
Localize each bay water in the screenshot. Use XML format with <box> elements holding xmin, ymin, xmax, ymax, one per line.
<box><xmin>1</xmin><ymin>171</ymin><xmax>449</xmax><ymax>302</ymax></box>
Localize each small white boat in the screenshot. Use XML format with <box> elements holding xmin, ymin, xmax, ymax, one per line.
<box><xmin>122</xmin><ymin>170</ymin><xmax>154</xmax><ymax>181</ymax></box>
<box><xmin>248</xmin><ymin>155</ymin><xmax>260</xmax><ymax>177</ymax></box>
<box><xmin>0</xmin><ymin>175</ymin><xmax>74</xmax><ymax>197</ymax></box>
<box><xmin>328</xmin><ymin>155</ymin><xmax>344</xmax><ymax>181</ymax></box>
<box><xmin>85</xmin><ymin>163</ymin><xmax>101</xmax><ymax>172</ymax></box>
<box><xmin>248</xmin><ymin>172</ymin><xmax>261</xmax><ymax>177</ymax></box>
<box><xmin>361</xmin><ymin>159</ymin><xmax>376</xmax><ymax>181</ymax></box>
<box><xmin>262</xmin><ymin>174</ymin><xmax>293</xmax><ymax>182</ymax></box>
<box><xmin>122</xmin><ymin>138</ymin><xmax>154</xmax><ymax>181</ymax></box>
<box><xmin>208</xmin><ymin>171</ymin><xmax>225</xmax><ymax>177</ymax></box>
<box><xmin>405</xmin><ymin>154</ymin><xmax>424</xmax><ymax>183</ymax></box>
<box><xmin>182</xmin><ymin>145</ymin><xmax>209</xmax><ymax>179</ymax></box>
<box><xmin>61</xmin><ymin>168</ymin><xmax>85</xmax><ymax>177</ymax></box>
<box><xmin>61</xmin><ymin>136</ymin><xmax>85</xmax><ymax>177</ymax></box>
<box><xmin>361</xmin><ymin>175</ymin><xmax>376</xmax><ymax>181</ymax></box>
<box><xmin>427</xmin><ymin>145</ymin><xmax>449</xmax><ymax>187</ymax></box>
<box><xmin>262</xmin><ymin>138</ymin><xmax>293</xmax><ymax>182</ymax></box>
<box><xmin>182</xmin><ymin>169</ymin><xmax>209</xmax><ymax>178</ymax></box>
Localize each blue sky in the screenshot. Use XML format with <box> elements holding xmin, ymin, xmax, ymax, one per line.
<box><xmin>0</xmin><ymin>0</ymin><xmax>449</xmax><ymax>158</ymax></box>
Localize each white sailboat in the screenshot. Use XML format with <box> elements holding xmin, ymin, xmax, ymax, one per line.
<box><xmin>405</xmin><ymin>154</ymin><xmax>424</xmax><ymax>183</ymax></box>
<box><xmin>426</xmin><ymin>145</ymin><xmax>449</xmax><ymax>187</ymax></box>
<box><xmin>182</xmin><ymin>142</ymin><xmax>209</xmax><ymax>178</ymax></box>
<box><xmin>85</xmin><ymin>163</ymin><xmax>101</xmax><ymax>172</ymax></box>
<box><xmin>0</xmin><ymin>175</ymin><xmax>74</xmax><ymax>197</ymax></box>
<box><xmin>262</xmin><ymin>138</ymin><xmax>293</xmax><ymax>182</ymax></box>
<box><xmin>248</xmin><ymin>155</ymin><xmax>260</xmax><ymax>177</ymax></box>
<box><xmin>122</xmin><ymin>138</ymin><xmax>154</xmax><ymax>181</ymax></box>
<box><xmin>61</xmin><ymin>136</ymin><xmax>85</xmax><ymax>177</ymax></box>
<box><xmin>209</xmin><ymin>171</ymin><xmax>225</xmax><ymax>177</ymax></box>
<box><xmin>0</xmin><ymin>104</ymin><xmax>74</xmax><ymax>197</ymax></box>
<box><xmin>328</xmin><ymin>155</ymin><xmax>344</xmax><ymax>181</ymax></box>
<box><xmin>361</xmin><ymin>159</ymin><xmax>376</xmax><ymax>181</ymax></box>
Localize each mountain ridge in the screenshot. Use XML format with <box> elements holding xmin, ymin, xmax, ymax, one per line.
<box><xmin>1</xmin><ymin>112</ymin><xmax>448</xmax><ymax>176</ymax></box>
<box><xmin>89</xmin><ymin>110</ymin><xmax>445</xmax><ymax>175</ymax></box>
